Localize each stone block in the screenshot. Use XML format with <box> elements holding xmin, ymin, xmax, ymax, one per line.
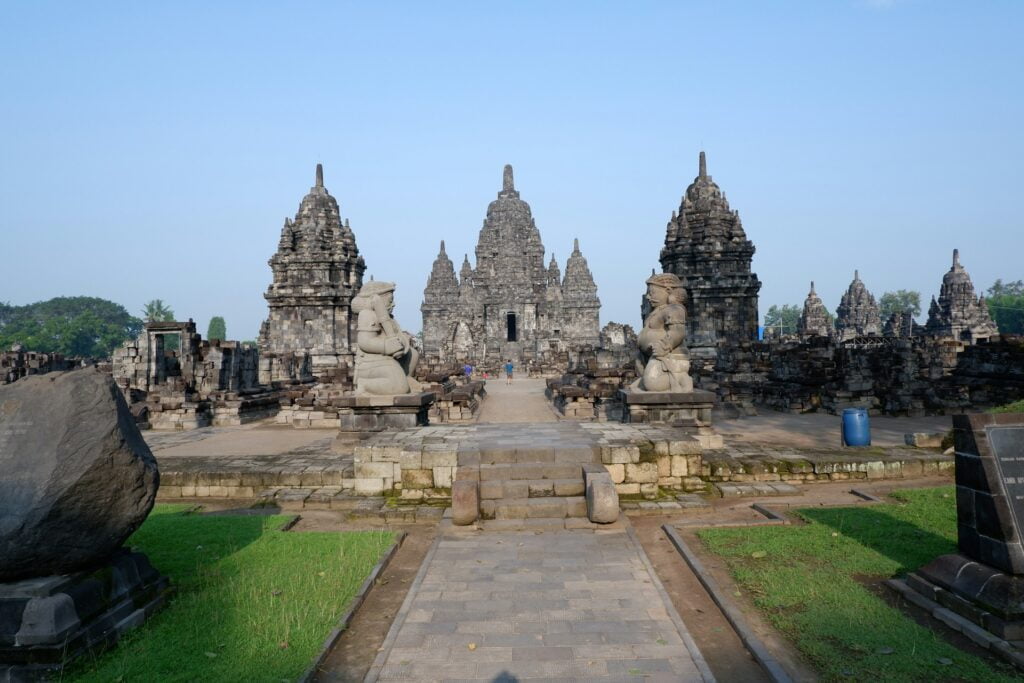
<box><xmin>432</xmin><ymin>466</ymin><xmax>453</xmax><ymax>489</ymax></box>
<box><xmin>452</xmin><ymin>480</ymin><xmax>479</xmax><ymax>526</ymax></box>
<box><xmin>354</xmin><ymin>478</ymin><xmax>385</xmax><ymax>495</ymax></box>
<box><xmin>656</xmin><ymin>455</ymin><xmax>670</xmax><ymax>478</ymax></box>
<box><xmin>355</xmin><ymin>461</ymin><xmax>397</xmax><ymax>480</ymax></box>
<box><xmin>480</xmin><ymin>480</ymin><xmax>503</xmax><ymax>500</ymax></box>
<box><xmin>422</xmin><ymin>450</ymin><xmax>458</xmax><ymax>468</ymax></box>
<box><xmin>670</xmin><ymin>455</ymin><xmax>688</xmax><ymax>477</ymax></box>
<box><xmin>605</xmin><ymin>464</ymin><xmax>625</xmax><ymax>484</ymax></box>
<box><xmin>615</xmin><ymin>483</ymin><xmax>640</xmax><ymax>496</ymax></box>
<box><xmin>625</xmin><ymin>462</ymin><xmax>659</xmax><ymax>484</ymax></box>
<box><xmin>402</xmin><ymin>469</ymin><xmax>434</xmax><ymax>490</ymax></box>
<box><xmin>587</xmin><ymin>478</ymin><xmax>619</xmax><ymax>524</ymax></box>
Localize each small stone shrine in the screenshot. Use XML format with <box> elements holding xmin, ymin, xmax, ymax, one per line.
<box><xmin>421</xmin><ymin>165</ymin><xmax>600</xmax><ymax>371</ymax></box>
<box><xmin>898</xmin><ymin>412</ymin><xmax>1024</xmax><ymax>651</ymax></box>
<box><xmin>834</xmin><ymin>270</ymin><xmax>882</xmax><ymax>341</ymax></box>
<box><xmin>797</xmin><ymin>282</ymin><xmax>833</xmax><ymax>338</ymax></box>
<box><xmin>0</xmin><ymin>370</ymin><xmax>168</xmax><ymax>679</ymax></box>
<box><xmin>619</xmin><ymin>273</ymin><xmax>716</xmax><ymax>429</ymax></box>
<box><xmin>659</xmin><ymin>152</ymin><xmax>762</xmax><ymax>367</ymax></box>
<box><xmin>925</xmin><ymin>249</ymin><xmax>999</xmax><ymax>343</ymax></box>
<box><xmin>258</xmin><ymin>164</ymin><xmax>366</xmax><ymax>384</ymax></box>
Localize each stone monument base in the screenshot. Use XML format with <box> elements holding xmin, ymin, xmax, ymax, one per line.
<box><xmin>0</xmin><ymin>550</ymin><xmax>170</xmax><ymax>681</ymax></box>
<box><xmin>334</xmin><ymin>391</ymin><xmax>435</xmax><ymax>443</ymax></box>
<box><xmin>618</xmin><ymin>389</ymin><xmax>715</xmax><ymax>425</ymax></box>
<box><xmin>904</xmin><ymin>553</ymin><xmax>1024</xmax><ymax>640</ymax></box>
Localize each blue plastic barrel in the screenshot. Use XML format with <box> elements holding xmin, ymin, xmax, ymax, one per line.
<box><xmin>841</xmin><ymin>408</ymin><xmax>871</xmax><ymax>447</ymax></box>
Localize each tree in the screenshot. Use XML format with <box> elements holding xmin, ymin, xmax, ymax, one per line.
<box><xmin>987</xmin><ymin>280</ymin><xmax>1024</xmax><ymax>335</ymax></box>
<box><xmin>879</xmin><ymin>290</ymin><xmax>922</xmax><ymax>321</ymax></box>
<box><xmin>206</xmin><ymin>316</ymin><xmax>227</xmax><ymax>341</ymax></box>
<box><xmin>0</xmin><ymin>296</ymin><xmax>143</xmax><ymax>357</ymax></box>
<box><xmin>142</xmin><ymin>299</ymin><xmax>175</xmax><ymax>322</ymax></box>
<box><xmin>764</xmin><ymin>304</ymin><xmax>801</xmax><ymax>336</ymax></box>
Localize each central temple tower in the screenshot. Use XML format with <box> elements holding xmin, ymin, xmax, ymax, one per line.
<box><xmin>422</xmin><ymin>165</ymin><xmax>600</xmax><ymax>368</ymax></box>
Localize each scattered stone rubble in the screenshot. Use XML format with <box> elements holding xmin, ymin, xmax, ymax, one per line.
<box><xmin>0</xmin><ymin>345</ymin><xmax>93</xmax><ymax>384</ymax></box>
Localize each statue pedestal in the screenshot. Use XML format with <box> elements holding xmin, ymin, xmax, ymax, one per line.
<box><xmin>0</xmin><ymin>550</ymin><xmax>170</xmax><ymax>680</ymax></box>
<box><xmin>618</xmin><ymin>389</ymin><xmax>721</xmax><ymax>448</ymax></box>
<box><xmin>334</xmin><ymin>391</ymin><xmax>435</xmax><ymax>442</ymax></box>
<box><xmin>618</xmin><ymin>388</ymin><xmax>715</xmax><ymax>425</ymax></box>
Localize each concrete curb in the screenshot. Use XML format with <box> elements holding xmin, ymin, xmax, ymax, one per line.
<box><xmin>297</xmin><ymin>530</ymin><xmax>408</xmax><ymax>683</ymax></box>
<box><xmin>623</xmin><ymin>519</ymin><xmax>717</xmax><ymax>682</ymax></box>
<box><xmin>662</xmin><ymin>523</ymin><xmax>795</xmax><ymax>683</ymax></box>
<box><xmin>363</xmin><ymin>531</ymin><xmax>443</xmax><ymax>683</ymax></box>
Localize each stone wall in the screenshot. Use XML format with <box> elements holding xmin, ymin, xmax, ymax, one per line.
<box><xmin>1</xmin><ymin>347</ymin><xmax>87</xmax><ymax>384</ymax></box>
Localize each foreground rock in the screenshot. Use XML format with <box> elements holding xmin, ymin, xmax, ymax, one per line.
<box><xmin>0</xmin><ymin>370</ymin><xmax>159</xmax><ymax>582</ymax></box>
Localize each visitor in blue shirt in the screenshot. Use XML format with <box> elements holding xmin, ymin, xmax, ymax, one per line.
<box><xmin>504</xmin><ymin>359</ymin><xmax>514</xmax><ymax>385</ymax></box>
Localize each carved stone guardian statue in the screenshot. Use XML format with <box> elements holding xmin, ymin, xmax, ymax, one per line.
<box><xmin>352</xmin><ymin>281</ymin><xmax>421</xmax><ymax>395</ymax></box>
<box><xmin>631</xmin><ymin>273</ymin><xmax>693</xmax><ymax>393</ymax></box>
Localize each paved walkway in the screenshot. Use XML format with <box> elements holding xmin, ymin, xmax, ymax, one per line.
<box><xmin>476</xmin><ymin>377</ymin><xmax>557</xmax><ymax>423</ymax></box>
<box><xmin>365</xmin><ymin>527</ymin><xmax>713</xmax><ymax>682</ymax></box>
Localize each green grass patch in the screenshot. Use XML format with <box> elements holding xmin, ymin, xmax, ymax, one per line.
<box><xmin>67</xmin><ymin>505</ymin><xmax>394</xmax><ymax>682</ymax></box>
<box><xmin>698</xmin><ymin>487</ymin><xmax>1018</xmax><ymax>681</ymax></box>
<box><xmin>991</xmin><ymin>399</ymin><xmax>1024</xmax><ymax>414</ymax></box>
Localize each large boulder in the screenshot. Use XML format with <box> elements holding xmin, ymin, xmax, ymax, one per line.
<box><xmin>0</xmin><ymin>370</ymin><xmax>158</xmax><ymax>582</ymax></box>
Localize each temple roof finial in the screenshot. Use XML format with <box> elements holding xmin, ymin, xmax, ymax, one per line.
<box><xmin>315</xmin><ymin>163</ymin><xmax>324</xmax><ymax>188</ymax></box>
<box><xmin>699</xmin><ymin>150</ymin><xmax>707</xmax><ymax>178</ymax></box>
<box><xmin>573</xmin><ymin>238</ymin><xmax>580</xmax><ymax>253</ymax></box>
<box><xmin>503</xmin><ymin>164</ymin><xmax>514</xmax><ymax>192</ymax></box>
<box><xmin>440</xmin><ymin>240</ymin><xmax>446</xmax><ymax>254</ymax></box>
<box><xmin>953</xmin><ymin>248</ymin><xmax>960</xmax><ymax>269</ymax></box>
<box><xmin>854</xmin><ymin>269</ymin><xmax>860</xmax><ymax>281</ymax></box>
<box><xmin>810</xmin><ymin>280</ymin><xmax>816</xmax><ymax>294</ymax></box>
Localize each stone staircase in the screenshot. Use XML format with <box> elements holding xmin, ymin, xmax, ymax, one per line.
<box><xmin>451</xmin><ymin>433</ymin><xmax>621</xmax><ymax>530</ymax></box>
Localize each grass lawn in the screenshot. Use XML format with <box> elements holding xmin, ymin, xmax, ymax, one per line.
<box><xmin>699</xmin><ymin>487</ymin><xmax>1020</xmax><ymax>682</ymax></box>
<box><xmin>991</xmin><ymin>399</ymin><xmax>1024</xmax><ymax>413</ymax></box>
<box><xmin>67</xmin><ymin>505</ymin><xmax>395</xmax><ymax>682</ymax></box>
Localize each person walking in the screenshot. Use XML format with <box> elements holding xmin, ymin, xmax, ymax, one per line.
<box><xmin>504</xmin><ymin>359</ymin><xmax>514</xmax><ymax>385</ymax></box>
<box><xmin>463</xmin><ymin>363</ymin><xmax>473</xmax><ymax>383</ymax></box>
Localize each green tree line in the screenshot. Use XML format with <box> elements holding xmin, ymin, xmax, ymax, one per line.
<box><xmin>0</xmin><ymin>297</ymin><xmax>143</xmax><ymax>357</ymax></box>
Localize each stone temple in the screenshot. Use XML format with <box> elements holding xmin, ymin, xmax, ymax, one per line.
<box><xmin>925</xmin><ymin>249</ymin><xmax>999</xmax><ymax>343</ymax></box>
<box><xmin>257</xmin><ymin>164</ymin><xmax>365</xmax><ymax>383</ymax></box>
<box><xmin>421</xmin><ymin>165</ymin><xmax>600</xmax><ymax>369</ymax></box>
<box><xmin>660</xmin><ymin>152</ymin><xmax>761</xmax><ymax>364</ymax></box>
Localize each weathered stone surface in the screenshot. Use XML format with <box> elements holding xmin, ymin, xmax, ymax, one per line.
<box><xmin>0</xmin><ymin>370</ymin><xmax>159</xmax><ymax>582</ymax></box>
<box><xmin>631</xmin><ymin>273</ymin><xmax>693</xmax><ymax>393</ymax></box>
<box><xmin>451</xmin><ymin>480</ymin><xmax>479</xmax><ymax>525</ymax></box>
<box><xmin>421</xmin><ymin>166</ymin><xmax>600</xmax><ymax>373</ymax></box>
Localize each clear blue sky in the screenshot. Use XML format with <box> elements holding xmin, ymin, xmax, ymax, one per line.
<box><xmin>2</xmin><ymin>1</ymin><xmax>1021</xmax><ymax>339</ymax></box>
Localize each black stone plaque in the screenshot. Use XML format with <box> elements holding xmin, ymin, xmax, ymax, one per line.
<box><xmin>988</xmin><ymin>426</ymin><xmax>1024</xmax><ymax>539</ymax></box>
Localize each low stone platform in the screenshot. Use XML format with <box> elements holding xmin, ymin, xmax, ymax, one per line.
<box><xmin>152</xmin><ymin>422</ymin><xmax>954</xmax><ymax>510</ymax></box>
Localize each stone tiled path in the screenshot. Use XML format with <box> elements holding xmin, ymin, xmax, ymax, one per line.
<box><xmin>477</xmin><ymin>378</ymin><xmax>558</xmax><ymax>423</ymax></box>
<box><xmin>365</xmin><ymin>527</ymin><xmax>713</xmax><ymax>682</ymax></box>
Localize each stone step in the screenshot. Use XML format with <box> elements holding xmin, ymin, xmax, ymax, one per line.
<box><xmin>714</xmin><ymin>482</ymin><xmax>802</xmax><ymax>498</ymax></box>
<box><xmin>476</xmin><ymin>446</ymin><xmax>597</xmax><ymax>465</ymax></box>
<box><xmin>479</xmin><ymin>462</ymin><xmax>585</xmax><ymax>481</ymax></box>
<box><xmin>481</xmin><ymin>496</ymin><xmax>589</xmax><ymax>520</ymax></box>
<box><xmin>480</xmin><ymin>478</ymin><xmax>585</xmax><ymax>500</ymax></box>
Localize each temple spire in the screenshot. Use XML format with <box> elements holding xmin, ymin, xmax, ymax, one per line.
<box><xmin>315</xmin><ymin>163</ymin><xmax>324</xmax><ymax>187</ymax></box>
<box><xmin>503</xmin><ymin>164</ymin><xmax>514</xmax><ymax>192</ymax></box>
<box><xmin>854</xmin><ymin>269</ymin><xmax>860</xmax><ymax>281</ymax></box>
<box><xmin>953</xmin><ymin>248</ymin><xmax>960</xmax><ymax>269</ymax></box>
<box><xmin>573</xmin><ymin>238</ymin><xmax>580</xmax><ymax>253</ymax></box>
<box><xmin>810</xmin><ymin>280</ymin><xmax>816</xmax><ymax>294</ymax></box>
<box><xmin>698</xmin><ymin>150</ymin><xmax>707</xmax><ymax>178</ymax></box>
<box><xmin>440</xmin><ymin>240</ymin><xmax>446</xmax><ymax>254</ymax></box>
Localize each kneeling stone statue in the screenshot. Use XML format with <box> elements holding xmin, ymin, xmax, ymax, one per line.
<box><xmin>353</xmin><ymin>281</ymin><xmax>422</xmax><ymax>395</ymax></box>
<box><xmin>631</xmin><ymin>272</ymin><xmax>693</xmax><ymax>393</ymax></box>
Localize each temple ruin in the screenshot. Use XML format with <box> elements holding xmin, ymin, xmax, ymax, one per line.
<box><xmin>421</xmin><ymin>165</ymin><xmax>601</xmax><ymax>372</ymax></box>
<box><xmin>257</xmin><ymin>163</ymin><xmax>365</xmax><ymax>385</ymax></box>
